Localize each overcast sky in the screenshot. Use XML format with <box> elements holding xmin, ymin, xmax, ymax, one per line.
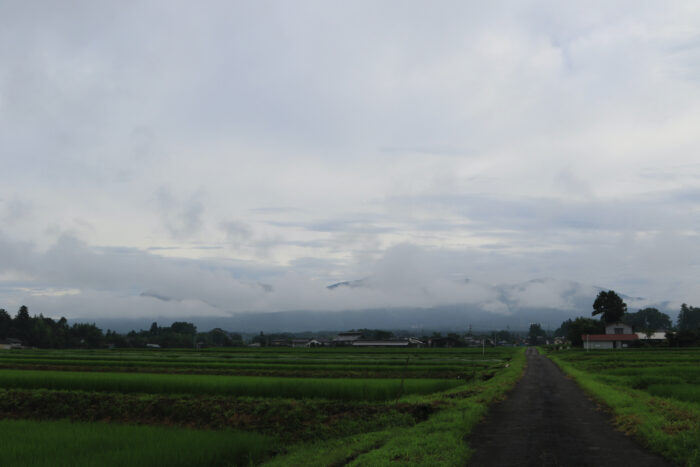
<box><xmin>2</xmin><ymin>1</ymin><xmax>700</xmax><ymax>320</ymax></box>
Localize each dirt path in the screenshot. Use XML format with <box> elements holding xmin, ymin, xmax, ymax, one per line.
<box><xmin>467</xmin><ymin>347</ymin><xmax>672</xmax><ymax>466</ymax></box>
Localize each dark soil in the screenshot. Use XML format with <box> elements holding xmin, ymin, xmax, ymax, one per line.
<box><xmin>467</xmin><ymin>348</ymin><xmax>673</xmax><ymax>466</ymax></box>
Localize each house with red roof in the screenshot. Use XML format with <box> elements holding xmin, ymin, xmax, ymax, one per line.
<box><xmin>582</xmin><ymin>322</ymin><xmax>637</xmax><ymax>350</ymax></box>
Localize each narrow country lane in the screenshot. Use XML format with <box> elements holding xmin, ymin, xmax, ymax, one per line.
<box><xmin>467</xmin><ymin>348</ymin><xmax>673</xmax><ymax>467</ymax></box>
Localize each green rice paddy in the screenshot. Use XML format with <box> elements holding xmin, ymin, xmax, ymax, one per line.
<box><xmin>0</xmin><ymin>346</ymin><xmax>524</xmax><ymax>466</ymax></box>
<box><xmin>0</xmin><ymin>419</ymin><xmax>273</xmax><ymax>467</ymax></box>
<box><xmin>0</xmin><ymin>368</ymin><xmax>463</xmax><ymax>401</ymax></box>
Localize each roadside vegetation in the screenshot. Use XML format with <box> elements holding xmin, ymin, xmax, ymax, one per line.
<box><xmin>544</xmin><ymin>347</ymin><xmax>700</xmax><ymax>466</ymax></box>
<box><xmin>0</xmin><ymin>346</ymin><xmax>525</xmax><ymax>466</ymax></box>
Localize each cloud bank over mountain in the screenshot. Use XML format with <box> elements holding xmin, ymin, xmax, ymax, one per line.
<box><xmin>0</xmin><ymin>233</ymin><xmax>669</xmax><ymax>327</ymax></box>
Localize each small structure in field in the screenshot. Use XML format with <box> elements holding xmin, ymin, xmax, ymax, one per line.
<box><xmin>270</xmin><ymin>338</ymin><xmax>324</xmax><ymax>347</ymax></box>
<box><xmin>351</xmin><ymin>338</ymin><xmax>424</xmax><ymax>348</ymax></box>
<box><xmin>582</xmin><ymin>322</ymin><xmax>637</xmax><ymax>349</ymax></box>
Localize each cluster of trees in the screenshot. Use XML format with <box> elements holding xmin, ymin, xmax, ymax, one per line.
<box><xmin>0</xmin><ymin>306</ymin><xmax>103</xmax><ymax>348</ymax></box>
<box><xmin>667</xmin><ymin>303</ymin><xmax>700</xmax><ymax>346</ymax></box>
<box><xmin>122</xmin><ymin>322</ymin><xmax>242</xmax><ymax>348</ymax></box>
<box><xmin>0</xmin><ymin>306</ymin><xmax>244</xmax><ymax>349</ymax></box>
<box><xmin>554</xmin><ymin>291</ymin><xmax>700</xmax><ymax>347</ymax></box>
<box><xmin>554</xmin><ymin>317</ymin><xmax>604</xmax><ymax>347</ymax></box>
<box><xmin>527</xmin><ymin>323</ymin><xmax>547</xmax><ymax>345</ymax></box>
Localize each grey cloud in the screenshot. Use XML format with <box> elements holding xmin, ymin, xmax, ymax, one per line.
<box><xmin>0</xmin><ymin>232</ymin><xmax>692</xmax><ymax>321</ymax></box>
<box><xmin>2</xmin><ymin>198</ymin><xmax>33</xmax><ymax>224</ymax></box>
<box><xmin>156</xmin><ymin>187</ymin><xmax>205</xmax><ymax>238</ymax></box>
<box><xmin>130</xmin><ymin>126</ymin><xmax>156</xmax><ymax>160</ymax></box>
<box><xmin>265</xmin><ymin>214</ymin><xmax>394</xmax><ymax>234</ymax></box>
<box><xmin>249</xmin><ymin>207</ymin><xmax>304</xmax><ymax>214</ymax></box>
<box><xmin>392</xmin><ymin>188</ymin><xmax>700</xmax><ymax>236</ymax></box>
<box><xmin>379</xmin><ymin>145</ymin><xmax>474</xmax><ymax>157</ymax></box>
<box><xmin>219</xmin><ymin>220</ymin><xmax>252</xmax><ymax>243</ymax></box>
<box><xmin>147</xmin><ymin>246</ymin><xmax>223</xmax><ymax>251</ymax></box>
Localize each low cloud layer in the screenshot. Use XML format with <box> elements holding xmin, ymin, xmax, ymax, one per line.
<box><xmin>0</xmin><ymin>234</ymin><xmax>673</xmax><ymax>321</ymax></box>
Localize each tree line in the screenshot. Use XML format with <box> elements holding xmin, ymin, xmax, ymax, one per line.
<box><xmin>0</xmin><ymin>305</ymin><xmax>243</xmax><ymax>349</ymax></box>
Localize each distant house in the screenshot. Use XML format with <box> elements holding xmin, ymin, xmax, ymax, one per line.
<box><xmin>0</xmin><ymin>338</ymin><xmax>23</xmax><ymax>350</ymax></box>
<box><xmin>291</xmin><ymin>338</ymin><xmax>323</xmax><ymax>348</ymax></box>
<box><xmin>332</xmin><ymin>332</ymin><xmax>364</xmax><ymax>346</ymax></box>
<box><xmin>553</xmin><ymin>336</ymin><xmax>570</xmax><ymax>348</ymax></box>
<box><xmin>582</xmin><ymin>322</ymin><xmax>637</xmax><ymax>349</ymax></box>
<box><xmin>146</xmin><ymin>343</ymin><xmax>161</xmax><ymax>349</ymax></box>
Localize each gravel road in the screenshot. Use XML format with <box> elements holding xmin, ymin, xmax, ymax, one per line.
<box><xmin>467</xmin><ymin>347</ymin><xmax>673</xmax><ymax>466</ymax></box>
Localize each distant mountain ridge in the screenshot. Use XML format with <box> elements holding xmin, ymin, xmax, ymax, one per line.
<box><xmin>77</xmin><ymin>278</ymin><xmax>675</xmax><ymax>333</ymax></box>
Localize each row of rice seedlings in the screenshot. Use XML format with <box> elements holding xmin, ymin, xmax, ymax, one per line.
<box><xmin>0</xmin><ymin>419</ymin><xmax>275</xmax><ymax>467</ymax></box>
<box><xmin>604</xmin><ymin>365</ymin><xmax>700</xmax><ymax>378</ymax></box>
<box><xmin>0</xmin><ymin>369</ymin><xmax>464</xmax><ymax>401</ymax></box>
<box><xmin>645</xmin><ymin>383</ymin><xmax>700</xmax><ymax>404</ymax></box>
<box><xmin>0</xmin><ymin>353</ymin><xmax>499</xmax><ymax>368</ymax></box>
<box><xmin>0</xmin><ymin>362</ymin><xmax>487</xmax><ymax>378</ymax></box>
<box><xmin>0</xmin><ymin>349</ymin><xmax>513</xmax><ymax>365</ymax></box>
<box><xmin>4</xmin><ymin>346</ymin><xmax>517</xmax><ymax>359</ymax></box>
<box><xmin>0</xmin><ymin>357</ymin><xmax>491</xmax><ymax>374</ymax></box>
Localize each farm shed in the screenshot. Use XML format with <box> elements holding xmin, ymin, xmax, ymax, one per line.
<box><xmin>635</xmin><ymin>331</ymin><xmax>667</xmax><ymax>342</ymax></box>
<box><xmin>352</xmin><ymin>340</ymin><xmax>409</xmax><ymax>348</ymax></box>
<box><xmin>332</xmin><ymin>332</ymin><xmax>363</xmax><ymax>346</ymax></box>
